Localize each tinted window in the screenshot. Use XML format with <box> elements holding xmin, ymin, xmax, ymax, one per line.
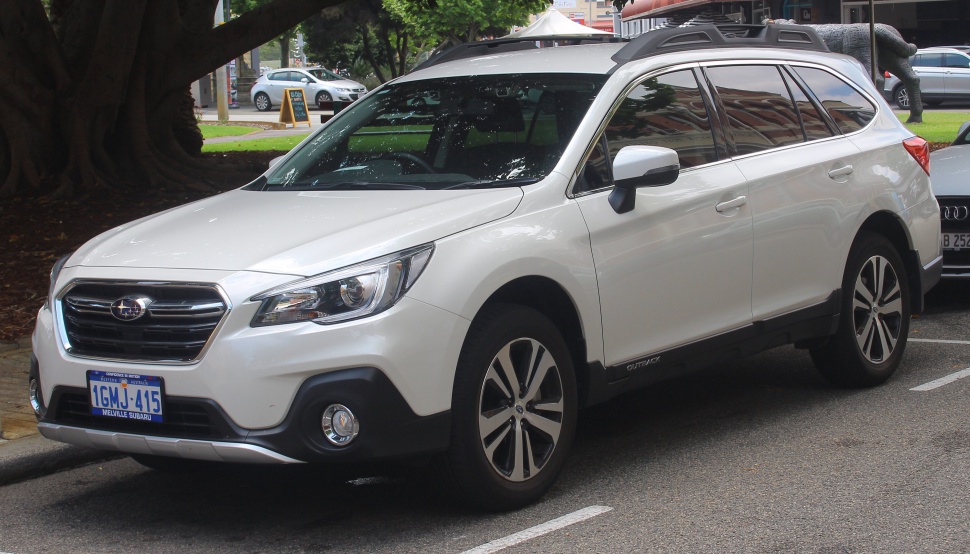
<box><xmin>706</xmin><ymin>65</ymin><xmax>803</xmax><ymax>155</ymax></box>
<box><xmin>793</xmin><ymin>67</ymin><xmax>876</xmax><ymax>134</ymax></box>
<box><xmin>268</xmin><ymin>72</ymin><xmax>289</xmax><ymax>81</ymax></box>
<box><xmin>945</xmin><ymin>53</ymin><xmax>970</xmax><ymax>69</ymax></box>
<box><xmin>781</xmin><ymin>69</ymin><xmax>834</xmax><ymax>141</ymax></box>
<box><xmin>603</xmin><ymin>69</ymin><xmax>718</xmax><ymax>169</ymax></box>
<box><xmin>913</xmin><ymin>53</ymin><xmax>943</xmax><ymax>67</ymax></box>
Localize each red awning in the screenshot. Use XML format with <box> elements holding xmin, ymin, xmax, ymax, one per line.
<box><xmin>591</xmin><ymin>20</ymin><xmax>614</xmax><ymax>32</ymax></box>
<box><xmin>621</xmin><ymin>0</ymin><xmax>718</xmax><ymax>19</ymax></box>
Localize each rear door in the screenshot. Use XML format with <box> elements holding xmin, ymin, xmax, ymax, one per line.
<box><xmin>914</xmin><ymin>53</ymin><xmax>946</xmax><ymax>95</ymax></box>
<box><xmin>943</xmin><ymin>52</ymin><xmax>970</xmax><ymax>97</ymax></box>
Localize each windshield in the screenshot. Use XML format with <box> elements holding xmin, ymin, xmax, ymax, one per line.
<box><xmin>254</xmin><ymin>74</ymin><xmax>606</xmax><ymax>191</ymax></box>
<box><xmin>307</xmin><ymin>68</ymin><xmax>341</xmax><ymax>81</ymax></box>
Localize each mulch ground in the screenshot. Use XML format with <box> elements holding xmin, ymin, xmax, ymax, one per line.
<box><xmin>0</xmin><ymin>142</ymin><xmax>951</xmax><ymax>344</ymax></box>
<box><xmin>0</xmin><ymin>151</ymin><xmax>281</xmax><ymax>343</ymax></box>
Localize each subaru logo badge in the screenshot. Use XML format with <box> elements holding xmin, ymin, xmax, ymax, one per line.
<box><xmin>109</xmin><ymin>296</ymin><xmax>152</xmax><ymax>321</ymax></box>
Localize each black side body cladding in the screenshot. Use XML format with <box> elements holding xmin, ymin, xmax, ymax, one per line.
<box><xmin>582</xmin><ymin>291</ymin><xmax>842</xmax><ymax>407</ymax></box>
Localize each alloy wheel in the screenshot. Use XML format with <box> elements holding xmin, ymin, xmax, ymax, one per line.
<box><xmin>477</xmin><ymin>337</ymin><xmax>564</xmax><ymax>482</ymax></box>
<box><xmin>852</xmin><ymin>254</ymin><xmax>903</xmax><ymax>364</ymax></box>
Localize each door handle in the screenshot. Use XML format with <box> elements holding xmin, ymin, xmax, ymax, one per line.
<box><xmin>715</xmin><ymin>196</ymin><xmax>747</xmax><ymax>213</ymax></box>
<box><xmin>828</xmin><ymin>165</ymin><xmax>854</xmax><ymax>179</ymax></box>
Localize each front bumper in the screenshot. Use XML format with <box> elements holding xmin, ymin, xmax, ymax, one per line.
<box><xmin>39</xmin><ymin>367</ymin><xmax>451</xmax><ymax>463</ymax></box>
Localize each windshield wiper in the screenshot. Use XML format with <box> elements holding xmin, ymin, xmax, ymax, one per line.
<box><xmin>444</xmin><ymin>177</ymin><xmax>540</xmax><ymax>190</ymax></box>
<box><xmin>266</xmin><ymin>181</ymin><xmax>427</xmax><ymax>191</ymax></box>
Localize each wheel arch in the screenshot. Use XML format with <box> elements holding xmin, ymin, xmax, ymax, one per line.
<box><xmin>478</xmin><ymin>276</ymin><xmax>591</xmax><ymax>407</ymax></box>
<box><xmin>857</xmin><ymin>210</ymin><xmax>926</xmax><ymax>313</ymax></box>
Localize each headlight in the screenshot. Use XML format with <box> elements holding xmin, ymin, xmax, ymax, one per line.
<box><xmin>335</xmin><ymin>87</ymin><xmax>351</xmax><ymax>92</ymax></box>
<box><xmin>251</xmin><ymin>244</ymin><xmax>434</xmax><ymax>326</ymax></box>
<box><xmin>48</xmin><ymin>253</ymin><xmax>73</xmax><ymax>309</ymax></box>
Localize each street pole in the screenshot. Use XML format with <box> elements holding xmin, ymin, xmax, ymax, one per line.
<box><xmin>215</xmin><ymin>0</ymin><xmax>229</xmax><ymax>122</ymax></box>
<box><xmin>869</xmin><ymin>0</ymin><xmax>877</xmax><ymax>83</ymax></box>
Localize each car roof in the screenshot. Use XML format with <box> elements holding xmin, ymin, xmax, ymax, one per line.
<box><xmin>918</xmin><ymin>47</ymin><xmax>970</xmax><ymax>55</ymax></box>
<box><xmin>404</xmin><ymin>24</ymin><xmax>829</xmax><ymax>82</ymax></box>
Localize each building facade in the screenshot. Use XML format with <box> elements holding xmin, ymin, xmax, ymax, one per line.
<box><xmin>620</xmin><ymin>0</ymin><xmax>968</xmax><ymax>47</ymax></box>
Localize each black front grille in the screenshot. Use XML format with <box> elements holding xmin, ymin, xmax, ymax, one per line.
<box><xmin>60</xmin><ymin>282</ymin><xmax>227</xmax><ymax>362</ymax></box>
<box><xmin>51</xmin><ymin>391</ymin><xmax>224</xmax><ymax>439</ymax></box>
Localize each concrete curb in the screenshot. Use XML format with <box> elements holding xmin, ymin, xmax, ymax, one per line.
<box><xmin>0</xmin><ymin>433</ymin><xmax>123</xmax><ymax>486</ymax></box>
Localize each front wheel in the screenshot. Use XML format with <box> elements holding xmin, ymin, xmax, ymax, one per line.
<box><xmin>316</xmin><ymin>91</ymin><xmax>333</xmax><ymax>109</ymax></box>
<box><xmin>254</xmin><ymin>92</ymin><xmax>271</xmax><ymax>112</ymax></box>
<box><xmin>893</xmin><ymin>86</ymin><xmax>910</xmax><ymax>110</ymax></box>
<box><xmin>436</xmin><ymin>304</ymin><xmax>578</xmax><ymax>511</ymax></box>
<box><xmin>811</xmin><ymin>233</ymin><xmax>910</xmax><ymax>387</ymax></box>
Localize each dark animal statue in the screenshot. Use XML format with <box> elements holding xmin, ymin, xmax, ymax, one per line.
<box><xmin>773</xmin><ymin>21</ymin><xmax>922</xmax><ymax>122</ymax></box>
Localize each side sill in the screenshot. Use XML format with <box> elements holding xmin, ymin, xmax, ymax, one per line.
<box><xmin>582</xmin><ymin>291</ymin><xmax>840</xmax><ymax>407</ymax></box>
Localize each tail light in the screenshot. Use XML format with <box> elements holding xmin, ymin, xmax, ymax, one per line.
<box><xmin>903</xmin><ymin>137</ymin><xmax>930</xmax><ymax>176</ymax></box>
<box><xmin>884</xmin><ymin>70</ymin><xmax>892</xmax><ymax>78</ymax></box>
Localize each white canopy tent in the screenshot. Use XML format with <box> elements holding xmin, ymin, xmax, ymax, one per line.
<box><xmin>504</xmin><ymin>8</ymin><xmax>613</xmax><ymax>38</ymax></box>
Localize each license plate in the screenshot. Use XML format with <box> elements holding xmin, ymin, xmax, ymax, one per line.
<box><xmin>943</xmin><ymin>233</ymin><xmax>970</xmax><ymax>250</ymax></box>
<box><xmin>88</xmin><ymin>371</ymin><xmax>164</xmax><ymax>422</ymax></box>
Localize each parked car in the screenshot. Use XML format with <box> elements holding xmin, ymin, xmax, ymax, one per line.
<box><xmin>884</xmin><ymin>47</ymin><xmax>970</xmax><ymax>109</ymax></box>
<box><xmin>930</xmin><ymin>120</ymin><xmax>970</xmax><ymax>277</ymax></box>
<box><xmin>31</xmin><ymin>24</ymin><xmax>941</xmax><ymax>511</ymax></box>
<box><xmin>250</xmin><ymin>67</ymin><xmax>367</xmax><ymax>111</ymax></box>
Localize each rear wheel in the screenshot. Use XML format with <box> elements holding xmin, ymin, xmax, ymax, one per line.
<box><xmin>436</xmin><ymin>304</ymin><xmax>577</xmax><ymax>511</ymax></box>
<box><xmin>893</xmin><ymin>86</ymin><xmax>910</xmax><ymax>110</ymax></box>
<box><xmin>254</xmin><ymin>92</ymin><xmax>271</xmax><ymax>112</ymax></box>
<box><xmin>811</xmin><ymin>233</ymin><xmax>910</xmax><ymax>387</ymax></box>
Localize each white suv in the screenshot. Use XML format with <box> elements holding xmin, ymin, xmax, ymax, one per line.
<box><xmin>31</xmin><ymin>24</ymin><xmax>942</xmax><ymax>511</ymax></box>
<box><xmin>885</xmin><ymin>47</ymin><xmax>970</xmax><ymax>109</ymax></box>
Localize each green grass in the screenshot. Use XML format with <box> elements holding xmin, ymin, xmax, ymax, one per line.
<box><xmin>898</xmin><ymin>111</ymin><xmax>970</xmax><ymax>143</ymax></box>
<box><xmin>202</xmin><ymin>134</ymin><xmax>310</xmax><ymax>152</ymax></box>
<box><xmin>199</xmin><ymin>124</ymin><xmax>260</xmax><ymax>139</ymax></box>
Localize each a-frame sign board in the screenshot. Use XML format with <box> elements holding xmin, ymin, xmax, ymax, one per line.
<box><xmin>279</xmin><ymin>88</ymin><xmax>311</xmax><ymax>128</ymax></box>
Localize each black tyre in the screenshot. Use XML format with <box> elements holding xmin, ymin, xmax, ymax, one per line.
<box><xmin>893</xmin><ymin>86</ymin><xmax>910</xmax><ymax>110</ymax></box>
<box><xmin>811</xmin><ymin>233</ymin><xmax>910</xmax><ymax>387</ymax></box>
<box><xmin>436</xmin><ymin>304</ymin><xmax>578</xmax><ymax>511</ymax></box>
<box><xmin>130</xmin><ymin>454</ymin><xmax>221</xmax><ymax>472</ymax></box>
<box><xmin>316</xmin><ymin>91</ymin><xmax>332</xmax><ymax>109</ymax></box>
<box><xmin>254</xmin><ymin>92</ymin><xmax>272</xmax><ymax>112</ymax></box>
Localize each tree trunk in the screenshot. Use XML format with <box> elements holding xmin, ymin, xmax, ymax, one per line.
<box><xmin>0</xmin><ymin>0</ymin><xmax>345</xmax><ymax>198</ymax></box>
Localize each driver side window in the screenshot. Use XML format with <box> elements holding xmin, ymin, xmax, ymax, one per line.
<box><xmin>576</xmin><ymin>69</ymin><xmax>718</xmax><ymax>194</ymax></box>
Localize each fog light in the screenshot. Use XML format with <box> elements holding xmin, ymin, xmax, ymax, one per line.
<box><xmin>28</xmin><ymin>376</ymin><xmax>45</xmax><ymax>417</ymax></box>
<box><xmin>322</xmin><ymin>404</ymin><xmax>359</xmax><ymax>446</ymax></box>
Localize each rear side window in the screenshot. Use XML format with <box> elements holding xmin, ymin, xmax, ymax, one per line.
<box><xmin>705</xmin><ymin>65</ymin><xmax>804</xmax><ymax>155</ymax></box>
<box><xmin>781</xmin><ymin>69</ymin><xmax>835</xmax><ymax>141</ymax></box>
<box><xmin>603</xmin><ymin>69</ymin><xmax>718</xmax><ymax>168</ymax></box>
<box><xmin>792</xmin><ymin>67</ymin><xmax>876</xmax><ymax>134</ymax></box>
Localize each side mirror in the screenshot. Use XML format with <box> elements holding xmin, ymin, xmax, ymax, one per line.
<box><xmin>268</xmin><ymin>155</ymin><xmax>285</xmax><ymax>169</ymax></box>
<box><xmin>956</xmin><ymin>121</ymin><xmax>970</xmax><ymax>145</ymax></box>
<box><xmin>608</xmin><ymin>146</ymin><xmax>680</xmax><ymax>214</ymax></box>
<box><xmin>301</xmin><ymin>77</ymin><xmax>309</xmax><ymax>84</ymax></box>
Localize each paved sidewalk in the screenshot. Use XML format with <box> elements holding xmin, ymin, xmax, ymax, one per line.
<box><xmin>0</xmin><ymin>342</ymin><xmax>35</xmax><ymax>440</ymax></box>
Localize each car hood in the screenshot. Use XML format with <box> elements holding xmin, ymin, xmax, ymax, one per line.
<box><xmin>930</xmin><ymin>144</ymin><xmax>970</xmax><ymax>197</ymax></box>
<box><xmin>322</xmin><ymin>79</ymin><xmax>364</xmax><ymax>89</ymax></box>
<box><xmin>69</xmin><ymin>188</ymin><xmax>523</xmax><ymax>276</ymax></box>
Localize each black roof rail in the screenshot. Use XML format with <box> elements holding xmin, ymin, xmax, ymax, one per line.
<box><xmin>612</xmin><ymin>23</ymin><xmax>828</xmax><ymax>64</ymax></box>
<box><xmin>411</xmin><ymin>35</ymin><xmax>624</xmax><ymax>73</ymax></box>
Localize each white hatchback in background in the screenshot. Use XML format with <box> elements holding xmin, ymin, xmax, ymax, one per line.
<box><xmin>32</xmin><ymin>24</ymin><xmax>941</xmax><ymax>511</ymax></box>
<box><xmin>250</xmin><ymin>67</ymin><xmax>367</xmax><ymax>111</ymax></box>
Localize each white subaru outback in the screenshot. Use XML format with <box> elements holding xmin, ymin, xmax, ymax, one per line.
<box><xmin>31</xmin><ymin>24</ymin><xmax>941</xmax><ymax>511</ymax></box>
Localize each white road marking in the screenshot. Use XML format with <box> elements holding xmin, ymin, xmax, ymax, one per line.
<box><xmin>909</xmin><ymin>338</ymin><xmax>970</xmax><ymax>345</ymax></box>
<box><xmin>460</xmin><ymin>505</ymin><xmax>613</xmax><ymax>554</ymax></box>
<box><xmin>911</xmin><ymin>368</ymin><xmax>970</xmax><ymax>391</ymax></box>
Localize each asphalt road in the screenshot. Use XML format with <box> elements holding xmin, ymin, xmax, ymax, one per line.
<box><xmin>1</xmin><ymin>282</ymin><xmax>968</xmax><ymax>554</ymax></box>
